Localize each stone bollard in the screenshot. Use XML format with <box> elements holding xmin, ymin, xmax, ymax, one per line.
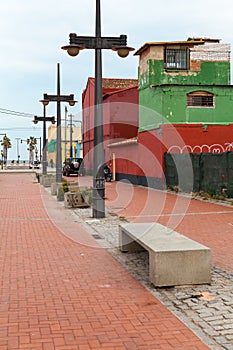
<box><xmin>51</xmin><ymin>182</ymin><xmax>62</xmax><ymax>196</ymax></box>
<box><xmin>40</xmin><ymin>174</ymin><xmax>56</xmax><ymax>187</ymax></box>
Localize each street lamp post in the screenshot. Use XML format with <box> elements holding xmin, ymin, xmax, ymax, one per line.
<box><xmin>0</xmin><ymin>134</ymin><xmax>6</xmax><ymax>170</ymax></box>
<box><xmin>40</xmin><ymin>63</ymin><xmax>76</xmax><ymax>183</ymax></box>
<box><xmin>64</xmin><ymin>106</ymin><xmax>68</xmax><ymax>160</ymax></box>
<box><xmin>73</xmin><ymin>120</ymin><xmax>82</xmax><ymax>158</ymax></box>
<box><xmin>33</xmin><ymin>110</ymin><xmax>55</xmax><ymax>175</ymax></box>
<box><xmin>34</xmin><ymin>137</ymin><xmax>42</xmax><ymax>162</ymax></box>
<box><xmin>67</xmin><ymin>117</ymin><xmax>82</xmax><ymax>158</ymax></box>
<box><xmin>15</xmin><ymin>138</ymin><xmax>21</xmax><ymax>163</ymax></box>
<box><xmin>61</xmin><ymin>0</ymin><xmax>134</xmax><ymax>218</ymax></box>
<box><xmin>69</xmin><ymin>113</ymin><xmax>73</xmax><ymax>158</ymax></box>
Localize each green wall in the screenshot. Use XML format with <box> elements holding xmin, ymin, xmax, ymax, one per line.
<box><xmin>139</xmin><ymin>86</ymin><xmax>233</xmax><ymax>132</ymax></box>
<box><xmin>138</xmin><ymin>59</ymin><xmax>233</xmax><ymax>132</ymax></box>
<box><xmin>139</xmin><ymin>60</ymin><xmax>230</xmax><ymax>89</ymax></box>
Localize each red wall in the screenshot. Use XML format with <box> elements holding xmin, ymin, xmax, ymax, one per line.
<box><xmin>108</xmin><ymin>130</ymin><xmax>165</xmax><ymax>185</ymax></box>
<box><xmin>82</xmin><ymin>78</ymin><xmax>233</xmax><ymax>187</ymax></box>
<box><xmin>163</xmin><ymin>124</ymin><xmax>233</xmax><ymax>153</ymax></box>
<box><xmin>108</xmin><ymin>123</ymin><xmax>233</xmax><ymax>188</ymax></box>
<box><xmin>82</xmin><ymin>80</ymin><xmax>138</xmax><ymax>172</ymax></box>
<box><xmin>82</xmin><ymin>78</ymin><xmax>95</xmax><ymax>155</ymax></box>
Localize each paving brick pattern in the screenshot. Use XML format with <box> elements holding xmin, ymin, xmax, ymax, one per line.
<box><xmin>0</xmin><ymin>173</ymin><xmax>209</xmax><ymax>349</ymax></box>
<box><xmin>76</xmin><ymin>178</ymin><xmax>233</xmax><ymax>350</ymax></box>
<box><xmin>103</xmin><ymin>180</ymin><xmax>233</xmax><ymax>271</ymax></box>
<box><xmin>79</xmin><ymin>207</ymin><xmax>233</xmax><ymax>350</ymax></box>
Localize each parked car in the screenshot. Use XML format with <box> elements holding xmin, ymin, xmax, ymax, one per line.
<box><xmin>62</xmin><ymin>157</ymin><xmax>84</xmax><ymax>177</ymax></box>
<box><xmin>29</xmin><ymin>160</ymin><xmax>40</xmax><ymax>169</ymax></box>
<box><xmin>33</xmin><ymin>160</ymin><xmax>40</xmax><ymax>169</ymax></box>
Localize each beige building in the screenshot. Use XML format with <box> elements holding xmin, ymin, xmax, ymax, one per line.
<box><xmin>47</xmin><ymin>123</ymin><xmax>82</xmax><ymax>167</ymax></box>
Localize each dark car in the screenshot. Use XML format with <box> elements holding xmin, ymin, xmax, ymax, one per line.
<box><xmin>62</xmin><ymin>157</ymin><xmax>84</xmax><ymax>177</ymax></box>
<box><xmin>33</xmin><ymin>160</ymin><xmax>40</xmax><ymax>169</ymax></box>
<box><xmin>29</xmin><ymin>160</ymin><xmax>40</xmax><ymax>169</ymax></box>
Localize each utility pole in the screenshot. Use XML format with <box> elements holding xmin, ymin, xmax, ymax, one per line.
<box><xmin>64</xmin><ymin>106</ymin><xmax>68</xmax><ymax>160</ymax></box>
<box><xmin>69</xmin><ymin>114</ymin><xmax>73</xmax><ymax>158</ymax></box>
<box><xmin>15</xmin><ymin>138</ymin><xmax>21</xmax><ymax>163</ymax></box>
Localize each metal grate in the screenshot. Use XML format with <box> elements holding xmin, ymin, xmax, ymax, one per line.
<box><xmin>164</xmin><ymin>48</ymin><xmax>189</xmax><ymax>70</ymax></box>
<box><xmin>187</xmin><ymin>94</ymin><xmax>214</xmax><ymax>107</ymax></box>
<box><xmin>92</xmin><ymin>234</ymin><xmax>102</xmax><ymax>240</ymax></box>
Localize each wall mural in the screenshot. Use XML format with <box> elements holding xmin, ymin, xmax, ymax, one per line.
<box><xmin>167</xmin><ymin>142</ymin><xmax>233</xmax><ymax>154</ymax></box>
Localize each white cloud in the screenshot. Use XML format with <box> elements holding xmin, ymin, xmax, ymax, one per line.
<box><xmin>1</xmin><ymin>0</ymin><xmax>233</xmax><ymax>159</ymax></box>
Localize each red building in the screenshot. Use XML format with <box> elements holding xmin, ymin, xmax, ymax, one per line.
<box><xmin>107</xmin><ymin>38</ymin><xmax>233</xmax><ymax>191</ymax></box>
<box><xmin>82</xmin><ymin>77</ymin><xmax>138</xmax><ymax>174</ymax></box>
<box><xmin>81</xmin><ymin>39</ymin><xmax>233</xmax><ymax>192</ymax></box>
<box><xmin>108</xmin><ymin>123</ymin><xmax>233</xmax><ymax>189</ymax></box>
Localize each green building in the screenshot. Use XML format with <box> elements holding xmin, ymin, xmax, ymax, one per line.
<box><xmin>134</xmin><ymin>38</ymin><xmax>233</xmax><ymax>132</ymax></box>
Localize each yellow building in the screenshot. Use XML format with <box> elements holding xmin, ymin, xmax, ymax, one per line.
<box><xmin>47</xmin><ymin>123</ymin><xmax>82</xmax><ymax>168</ymax></box>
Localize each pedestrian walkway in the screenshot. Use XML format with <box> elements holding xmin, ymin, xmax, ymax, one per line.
<box><xmin>77</xmin><ymin>175</ymin><xmax>233</xmax><ymax>271</ymax></box>
<box><xmin>0</xmin><ymin>173</ymin><xmax>210</xmax><ymax>349</ymax></box>
<box><xmin>78</xmin><ymin>176</ymin><xmax>233</xmax><ymax>350</ymax></box>
<box><xmin>102</xmin><ymin>180</ymin><xmax>233</xmax><ymax>272</ymax></box>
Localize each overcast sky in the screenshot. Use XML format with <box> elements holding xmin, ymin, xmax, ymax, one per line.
<box><xmin>1</xmin><ymin>0</ymin><xmax>233</xmax><ymax>160</ymax></box>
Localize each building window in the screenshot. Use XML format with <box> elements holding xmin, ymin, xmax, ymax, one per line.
<box><xmin>187</xmin><ymin>91</ymin><xmax>215</xmax><ymax>108</ymax></box>
<box><xmin>164</xmin><ymin>48</ymin><xmax>189</xmax><ymax>70</ymax></box>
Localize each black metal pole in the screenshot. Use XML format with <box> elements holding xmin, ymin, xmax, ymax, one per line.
<box><xmin>65</xmin><ymin>106</ymin><xmax>68</xmax><ymax>159</ymax></box>
<box><xmin>42</xmin><ymin>105</ymin><xmax>47</xmax><ymax>175</ymax></box>
<box><xmin>39</xmin><ymin>137</ymin><xmax>42</xmax><ymax>164</ymax></box>
<box><xmin>56</xmin><ymin>63</ymin><xmax>62</xmax><ymax>183</ymax></box>
<box><xmin>92</xmin><ymin>0</ymin><xmax>105</xmax><ymax>218</ymax></box>
<box><xmin>18</xmin><ymin>139</ymin><xmax>19</xmax><ymax>162</ymax></box>
<box><xmin>16</xmin><ymin>138</ymin><xmax>20</xmax><ymax>163</ymax></box>
<box><xmin>70</xmin><ymin>114</ymin><xmax>73</xmax><ymax>158</ymax></box>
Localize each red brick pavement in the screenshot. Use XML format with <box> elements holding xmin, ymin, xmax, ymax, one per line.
<box><xmin>102</xmin><ymin>180</ymin><xmax>233</xmax><ymax>272</ymax></box>
<box><xmin>0</xmin><ymin>173</ymin><xmax>210</xmax><ymax>349</ymax></box>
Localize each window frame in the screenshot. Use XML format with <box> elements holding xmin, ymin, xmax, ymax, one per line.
<box><xmin>164</xmin><ymin>47</ymin><xmax>190</xmax><ymax>70</ymax></box>
<box><xmin>186</xmin><ymin>91</ymin><xmax>215</xmax><ymax>108</ymax></box>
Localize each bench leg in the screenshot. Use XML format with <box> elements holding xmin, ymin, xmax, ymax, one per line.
<box><xmin>149</xmin><ymin>250</ymin><xmax>212</xmax><ymax>287</ymax></box>
<box><xmin>119</xmin><ymin>228</ymin><xmax>146</xmax><ymax>253</ymax></box>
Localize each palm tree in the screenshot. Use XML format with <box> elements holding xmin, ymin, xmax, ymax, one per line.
<box><xmin>1</xmin><ymin>135</ymin><xmax>12</xmax><ymax>164</ymax></box>
<box><xmin>27</xmin><ymin>136</ymin><xmax>37</xmax><ymax>165</ymax></box>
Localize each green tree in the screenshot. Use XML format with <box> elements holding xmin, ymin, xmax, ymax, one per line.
<box><xmin>27</xmin><ymin>136</ymin><xmax>37</xmax><ymax>164</ymax></box>
<box><xmin>1</xmin><ymin>135</ymin><xmax>12</xmax><ymax>164</ymax></box>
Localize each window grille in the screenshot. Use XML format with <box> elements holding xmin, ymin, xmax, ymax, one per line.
<box><xmin>187</xmin><ymin>92</ymin><xmax>214</xmax><ymax>107</ymax></box>
<box><xmin>164</xmin><ymin>48</ymin><xmax>189</xmax><ymax>70</ymax></box>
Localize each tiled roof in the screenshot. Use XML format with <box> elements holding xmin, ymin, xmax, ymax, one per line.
<box><xmin>89</xmin><ymin>77</ymin><xmax>138</xmax><ymax>91</ymax></box>
<box><xmin>82</xmin><ymin>77</ymin><xmax>138</xmax><ymax>102</ymax></box>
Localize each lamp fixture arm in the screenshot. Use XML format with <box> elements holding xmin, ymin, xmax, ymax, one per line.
<box><xmin>69</xmin><ymin>33</ymin><xmax>128</xmax><ymax>50</ymax></box>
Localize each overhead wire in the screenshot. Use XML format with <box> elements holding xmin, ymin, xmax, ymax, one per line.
<box><xmin>0</xmin><ymin>127</ymin><xmax>39</xmax><ymax>130</ymax></box>
<box><xmin>0</xmin><ymin>107</ymin><xmax>81</xmax><ymax>120</ymax></box>
<box><xmin>0</xmin><ymin>107</ymin><xmax>34</xmax><ymax>118</ymax></box>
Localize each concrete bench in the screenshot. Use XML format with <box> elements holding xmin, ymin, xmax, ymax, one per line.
<box><xmin>119</xmin><ymin>222</ymin><xmax>211</xmax><ymax>287</ymax></box>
